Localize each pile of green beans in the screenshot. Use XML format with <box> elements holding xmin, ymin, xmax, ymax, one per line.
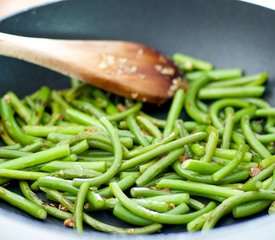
<box><xmin>0</xmin><ymin>53</ymin><xmax>275</xmax><ymax>234</ymax></box>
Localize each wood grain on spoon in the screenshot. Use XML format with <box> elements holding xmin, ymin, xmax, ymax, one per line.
<box><xmin>0</xmin><ymin>32</ymin><xmax>184</xmax><ymax>104</ymax></box>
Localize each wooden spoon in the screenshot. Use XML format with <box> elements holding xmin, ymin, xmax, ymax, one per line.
<box><xmin>0</xmin><ymin>32</ymin><xmax>184</xmax><ymax>104</ymax></box>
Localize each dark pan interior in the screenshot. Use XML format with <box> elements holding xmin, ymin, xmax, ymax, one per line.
<box><xmin>0</xmin><ymin>0</ymin><xmax>275</xmax><ymax>237</ymax></box>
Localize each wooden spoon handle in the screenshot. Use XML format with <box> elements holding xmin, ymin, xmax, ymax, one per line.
<box><xmin>0</xmin><ymin>32</ymin><xmax>86</xmax><ymax>81</ymax></box>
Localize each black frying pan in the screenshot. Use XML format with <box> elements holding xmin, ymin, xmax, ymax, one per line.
<box><xmin>0</xmin><ymin>0</ymin><xmax>275</xmax><ymax>239</ymax></box>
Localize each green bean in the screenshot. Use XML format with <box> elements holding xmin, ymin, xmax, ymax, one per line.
<box><xmin>215</xmin><ymin>148</ymin><xmax>252</xmax><ymax>162</ymax></box>
<box><xmin>0</xmin><ymin>185</ymin><xmax>47</xmax><ymax>219</ymax></box>
<box><xmin>0</xmin><ymin>144</ymin><xmax>70</xmax><ymax>170</ymax></box>
<box><xmin>130</xmin><ymin>187</ymin><xmax>171</xmax><ymax>198</ymax></box>
<box><xmin>163</xmin><ymin>89</ymin><xmax>185</xmax><ymax>137</ymax></box>
<box><xmin>197</xmin><ymin>100</ymin><xmax>209</xmax><ymax>112</ymax></box>
<box><xmin>212</xmin><ymin>157</ymin><xmax>258</xmax><ymax>169</ymax></box>
<box><xmin>0</xmin><ymin>169</ymin><xmax>47</xmax><ymax>180</ymax></box>
<box><xmin>268</xmin><ymin>201</ymin><xmax>275</xmax><ymax>214</ymax></box>
<box><xmin>113</xmin><ymin>203</ymin><xmax>154</xmax><ymax>226</ymax></box>
<box><xmin>167</xmin><ymin>202</ymin><xmax>190</xmax><ymax>214</ymax></box>
<box><xmin>120</xmin><ymin>132</ymin><xmax>207</xmax><ymax>171</ymax></box>
<box><xmin>185</xmin><ymin>75</ymin><xmax>211</xmax><ymax>124</ymax></box>
<box><xmin>201</xmin><ymin>126</ymin><xmax>219</xmax><ymax>162</ymax></box>
<box><xmin>139</xmin><ymin>159</ymin><xmax>158</xmax><ymax>173</ymax></box>
<box><xmin>232</xmin><ymin>171</ymin><xmax>275</xmax><ymax>218</ymax></box>
<box><xmin>53</xmin><ymin>129</ymin><xmax>129</xmax><ymax>150</ymax></box>
<box><xmin>248</xmin><ymin>163</ymin><xmax>275</xmax><ymax>183</ymax></box>
<box><xmin>256</xmin><ymin>133</ymin><xmax>275</xmax><ymax>144</ymax></box>
<box><xmin>60</xmin><ymin>154</ymin><xmax>78</xmax><ymax>162</ymax></box>
<box><xmin>221</xmin><ymin>107</ymin><xmax>235</xmax><ymax>149</ymax></box>
<box><xmin>0</xmin><ymin>143</ymin><xmax>22</xmax><ymax>150</ymax></box>
<box><xmin>68</xmin><ymin>140</ymin><xmax>88</xmax><ymax>155</ymax></box>
<box><xmin>20</xmin><ymin>140</ymin><xmax>44</xmax><ymax>152</ymax></box>
<box><xmin>16</xmin><ymin>116</ymin><xmax>26</xmax><ymax>128</ymax></box>
<box><xmin>136</xmin><ymin>148</ymin><xmax>185</xmax><ymax>186</ymax></box>
<box><xmin>234</xmin><ymin>200</ymin><xmax>271</xmax><ymax>218</ymax></box>
<box><xmin>24</xmin><ymin>96</ymin><xmax>36</xmax><ymax>109</ymax></box>
<box><xmin>0</xmin><ymin>96</ymin><xmax>39</xmax><ymax>145</ymax></box>
<box><xmin>182</xmin><ymin>160</ymin><xmax>222</xmax><ymax>175</ymax></box>
<box><xmin>190</xmin><ymin>143</ymin><xmax>205</xmax><ymax>157</ymax></box>
<box><xmin>65</xmin><ymin>108</ymin><xmax>103</xmax><ymax>128</ymax></box>
<box><xmin>0</xmin><ymin>121</ymin><xmax>16</xmax><ymax>145</ymax></box>
<box><xmin>110</xmin><ymin>182</ymin><xmax>216</xmax><ymax>224</ymax></box>
<box><xmin>51</xmin><ymin>90</ymin><xmax>70</xmax><ymax>109</ymax></box>
<box><xmin>187</xmin><ymin>211</ymin><xmax>211</xmax><ymax>232</ymax></box>
<box><xmin>71</xmin><ymin>100</ymin><xmax>106</xmax><ymax>118</ymax></box>
<box><xmin>23</xmin><ymin>125</ymin><xmax>89</xmax><ymax>137</ymax></box>
<box><xmin>143</xmin><ymin>172</ymin><xmax>183</xmax><ymax>188</ymax></box>
<box><xmin>7</xmin><ymin>92</ymin><xmax>31</xmax><ymax>123</ymax></box>
<box><xmin>97</xmin><ymin>174</ymin><xmax>138</xmax><ymax>198</ymax></box>
<box><xmin>107</xmin><ymin>102</ymin><xmax>142</xmax><ymax>122</ymax></box>
<box><xmin>185</xmin><ymin>71</ymin><xmax>204</xmax><ymax>81</ymax></box>
<box><xmin>19</xmin><ymin>181</ymin><xmax>71</xmax><ymax>220</ymax></box>
<box><xmin>77</xmin><ymin>155</ymin><xmax>114</xmax><ymax>162</ymax></box>
<box><xmin>47</xmin><ymin>132</ymin><xmax>73</xmax><ymax>143</ymax></box>
<box><xmin>157</xmin><ymin>179</ymin><xmax>243</xmax><ymax>198</ymax></box>
<box><xmin>255</xmin><ymin>108</ymin><xmax>275</xmax><ymax>117</ymax></box>
<box><xmin>72</xmin><ymin>117</ymin><xmax>122</xmax><ymax>187</ymax></box>
<box><xmin>189</xmin><ymin>198</ymin><xmax>205</xmax><ymax>210</ymax></box>
<box><xmin>64</xmin><ymin>83</ymin><xmax>87</xmax><ymax>102</ymax></box>
<box><xmin>74</xmin><ymin>182</ymin><xmax>89</xmax><ymax>233</ymax></box>
<box><xmin>241</xmin><ymin>181</ymin><xmax>262</xmax><ymax>191</ymax></box>
<box><xmin>120</xmin><ymin>171</ymin><xmax>140</xmax><ymax>180</ymax></box>
<box><xmin>51</xmin><ymin>168</ymin><xmax>102</xmax><ymax>179</ymax></box>
<box><xmin>133</xmin><ymin>199</ymin><xmax>170</xmax><ymax>212</ymax></box>
<box><xmin>173</xmin><ymin>53</ymin><xmax>213</xmax><ymax>71</ymax></box>
<box><xmin>41</xmin><ymin>112</ymin><xmax>52</xmax><ymax>125</ymax></box>
<box><xmin>124</xmin><ymin>131</ymin><xmax>177</xmax><ymax>159</ymax></box>
<box><xmin>119</xmin><ymin>137</ymin><xmax>133</xmax><ymax>149</ymax></box>
<box><xmin>267</xmin><ymin>127</ymin><xmax>275</xmax><ymax>133</ymax></box>
<box><xmin>210</xmin><ymin>98</ymin><xmax>250</xmax><ymax>131</ymax></box>
<box><xmin>212</xmin><ymin>143</ymin><xmax>246</xmax><ymax>182</ymax></box>
<box><xmin>88</xmin><ymin>140</ymin><xmax>113</xmax><ymax>152</ymax></box>
<box><xmin>199</xmin><ymin>86</ymin><xmax>265</xmax><ymax>99</ymax></box>
<box><xmin>241</xmin><ymin>115</ymin><xmax>271</xmax><ymax>158</ymax></box>
<box><xmin>206</xmin><ymin>72</ymin><xmax>268</xmax><ymax>88</ymax></box>
<box><xmin>143</xmin><ymin>193</ymin><xmax>189</xmax><ymax>205</ymax></box>
<box><xmin>243</xmin><ymin>98</ymin><xmax>269</xmax><ymax>108</ymax></box>
<box><xmin>40</xmin><ymin>161</ymin><xmax>106</xmax><ymax>173</ymax></box>
<box><xmin>191</xmin><ymin>143</ymin><xmax>252</xmax><ymax>162</ymax></box>
<box><xmin>136</xmin><ymin>116</ymin><xmax>162</xmax><ymax>139</ymax></box>
<box><xmin>46</xmin><ymin>101</ymin><xmax>63</xmax><ymax>126</ymax></box>
<box><xmin>91</xmin><ymin>89</ymin><xmax>109</xmax><ymax>106</ymax></box>
<box><xmin>0</xmin><ymin>178</ymin><xmax>10</xmax><ymax>186</ymax></box>
<box><xmin>203</xmin><ymin>191</ymin><xmax>275</xmax><ymax>230</ymax></box>
<box><xmin>260</xmin><ymin>156</ymin><xmax>275</xmax><ymax>168</ymax></box>
<box><xmin>173</xmin><ymin>161</ymin><xmax>249</xmax><ymax>184</ymax></box>
<box><xmin>206</xmin><ymin>68</ymin><xmax>243</xmax><ymax>80</ymax></box>
<box><xmin>80</xmin><ymin>150</ymin><xmax>113</xmax><ymax>157</ymax></box>
<box><xmin>0</xmin><ymin>149</ymin><xmax>31</xmax><ymax>159</ymax></box>
<box><xmin>233</xmin><ymin>107</ymin><xmax>254</xmax><ymax>124</ymax></box>
<box><xmin>106</xmin><ymin>102</ymin><xmax>121</xmax><ymax>115</ymax></box>
<box><xmin>37</xmin><ymin>177</ymin><xmax>104</xmax><ymax>209</ymax></box>
<box><xmin>43</xmin><ymin>187</ymin><xmax>162</xmax><ymax>234</ymax></box>
<box><xmin>127</xmin><ymin>115</ymin><xmax>150</xmax><ymax>147</ymax></box>
<box><xmin>250</xmin><ymin>120</ymin><xmax>263</xmax><ymax>133</ymax></box>
<box><xmin>28</xmin><ymin>86</ymin><xmax>50</xmax><ymax>125</ymax></box>
<box><xmin>175</xmin><ymin>120</ymin><xmax>193</xmax><ymax>157</ymax></box>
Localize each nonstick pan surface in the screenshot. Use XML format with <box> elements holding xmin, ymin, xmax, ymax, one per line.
<box><xmin>0</xmin><ymin>0</ymin><xmax>275</xmax><ymax>239</ymax></box>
